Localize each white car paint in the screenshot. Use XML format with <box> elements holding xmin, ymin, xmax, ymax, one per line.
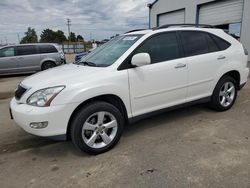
<box><xmin>10</xmin><ymin>27</ymin><xmax>249</xmax><ymax>138</ymax></box>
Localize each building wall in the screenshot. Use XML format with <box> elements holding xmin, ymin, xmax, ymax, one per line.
<box><xmin>240</xmin><ymin>0</ymin><xmax>250</xmax><ymax>61</ymax></box>
<box><xmin>149</xmin><ymin>0</ymin><xmax>216</xmax><ymax>28</ymax></box>
<box><xmin>149</xmin><ymin>0</ymin><xmax>250</xmax><ymax>60</ymax></box>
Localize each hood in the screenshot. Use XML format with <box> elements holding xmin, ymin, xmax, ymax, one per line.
<box><xmin>21</xmin><ymin>63</ymin><xmax>104</xmax><ymax>88</ymax></box>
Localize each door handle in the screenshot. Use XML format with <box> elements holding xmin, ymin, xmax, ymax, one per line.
<box><xmin>175</xmin><ymin>63</ymin><xmax>186</xmax><ymax>69</ymax></box>
<box><xmin>10</xmin><ymin>57</ymin><xmax>16</xmax><ymax>60</ymax></box>
<box><xmin>217</xmin><ymin>55</ymin><xmax>226</xmax><ymax>60</ymax></box>
<box><xmin>17</xmin><ymin>57</ymin><xmax>24</xmax><ymax>59</ymax></box>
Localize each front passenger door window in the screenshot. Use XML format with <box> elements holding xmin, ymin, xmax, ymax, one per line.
<box><xmin>134</xmin><ymin>32</ymin><xmax>181</xmax><ymax>64</ymax></box>
<box><xmin>0</xmin><ymin>47</ymin><xmax>15</xmax><ymax>58</ymax></box>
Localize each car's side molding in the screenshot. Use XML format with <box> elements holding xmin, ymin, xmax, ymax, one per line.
<box><xmin>128</xmin><ymin>96</ymin><xmax>211</xmax><ymax>124</ymax></box>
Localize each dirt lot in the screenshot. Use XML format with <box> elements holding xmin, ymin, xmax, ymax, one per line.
<box><xmin>0</xmin><ymin>62</ymin><xmax>250</xmax><ymax>188</ymax></box>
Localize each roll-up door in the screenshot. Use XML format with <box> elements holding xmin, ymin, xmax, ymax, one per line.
<box><xmin>158</xmin><ymin>9</ymin><xmax>185</xmax><ymax>26</ymax></box>
<box><xmin>199</xmin><ymin>0</ymin><xmax>243</xmax><ymax>25</ymax></box>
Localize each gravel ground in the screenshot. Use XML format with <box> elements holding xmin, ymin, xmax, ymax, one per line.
<box><xmin>0</xmin><ymin>62</ymin><xmax>249</xmax><ymax>188</ymax></box>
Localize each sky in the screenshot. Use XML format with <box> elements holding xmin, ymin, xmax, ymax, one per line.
<box><xmin>0</xmin><ymin>0</ymin><xmax>153</xmax><ymax>44</ymax></box>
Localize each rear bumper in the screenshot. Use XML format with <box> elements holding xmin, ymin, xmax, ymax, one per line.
<box><xmin>241</xmin><ymin>67</ymin><xmax>249</xmax><ymax>85</ymax></box>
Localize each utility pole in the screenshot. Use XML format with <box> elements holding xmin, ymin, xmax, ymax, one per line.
<box><xmin>66</xmin><ymin>18</ymin><xmax>71</xmax><ymax>50</ymax></box>
<box><xmin>17</xmin><ymin>33</ymin><xmax>20</xmax><ymax>44</ymax></box>
<box><xmin>5</xmin><ymin>37</ymin><xmax>8</xmax><ymax>45</ymax></box>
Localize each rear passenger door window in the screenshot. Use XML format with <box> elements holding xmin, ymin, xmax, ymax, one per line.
<box><xmin>180</xmin><ymin>31</ymin><xmax>210</xmax><ymax>57</ymax></box>
<box><xmin>39</xmin><ymin>45</ymin><xmax>58</xmax><ymax>54</ymax></box>
<box><xmin>134</xmin><ymin>32</ymin><xmax>181</xmax><ymax>64</ymax></box>
<box><xmin>180</xmin><ymin>31</ymin><xmax>231</xmax><ymax>57</ymax></box>
<box><xmin>16</xmin><ymin>45</ymin><xmax>37</xmax><ymax>56</ymax></box>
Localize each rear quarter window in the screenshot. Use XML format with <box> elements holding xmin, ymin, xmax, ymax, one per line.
<box><xmin>205</xmin><ymin>34</ymin><xmax>220</xmax><ymax>52</ymax></box>
<box><xmin>39</xmin><ymin>45</ymin><xmax>58</xmax><ymax>54</ymax></box>
<box><xmin>210</xmin><ymin>34</ymin><xmax>231</xmax><ymax>50</ymax></box>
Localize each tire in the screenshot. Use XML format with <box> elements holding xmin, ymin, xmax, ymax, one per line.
<box><xmin>71</xmin><ymin>101</ymin><xmax>124</xmax><ymax>155</ymax></box>
<box><xmin>210</xmin><ymin>76</ymin><xmax>237</xmax><ymax>111</ymax></box>
<box><xmin>41</xmin><ymin>61</ymin><xmax>56</xmax><ymax>70</ymax></box>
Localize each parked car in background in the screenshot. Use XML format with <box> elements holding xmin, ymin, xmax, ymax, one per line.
<box><xmin>10</xmin><ymin>25</ymin><xmax>249</xmax><ymax>155</ymax></box>
<box><xmin>0</xmin><ymin>43</ymin><xmax>65</xmax><ymax>75</ymax></box>
<box><xmin>75</xmin><ymin>51</ymin><xmax>89</xmax><ymax>62</ymax></box>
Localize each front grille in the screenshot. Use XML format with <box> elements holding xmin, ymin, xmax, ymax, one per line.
<box><xmin>15</xmin><ymin>85</ymin><xmax>27</xmax><ymax>100</ymax></box>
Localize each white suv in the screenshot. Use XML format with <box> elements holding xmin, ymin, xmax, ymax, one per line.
<box><xmin>10</xmin><ymin>25</ymin><xmax>249</xmax><ymax>154</ymax></box>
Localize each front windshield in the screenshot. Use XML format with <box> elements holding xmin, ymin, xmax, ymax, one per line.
<box><xmin>78</xmin><ymin>34</ymin><xmax>143</xmax><ymax>67</ymax></box>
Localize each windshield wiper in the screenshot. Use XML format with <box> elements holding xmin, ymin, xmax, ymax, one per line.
<box><xmin>78</xmin><ymin>61</ymin><xmax>97</xmax><ymax>67</ymax></box>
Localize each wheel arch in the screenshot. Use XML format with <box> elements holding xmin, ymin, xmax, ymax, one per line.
<box><xmin>66</xmin><ymin>94</ymin><xmax>128</xmax><ymax>140</ymax></box>
<box><xmin>40</xmin><ymin>59</ymin><xmax>57</xmax><ymax>69</ymax></box>
<box><xmin>219</xmin><ymin>70</ymin><xmax>240</xmax><ymax>89</ymax></box>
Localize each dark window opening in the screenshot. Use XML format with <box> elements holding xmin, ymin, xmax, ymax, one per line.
<box><xmin>38</xmin><ymin>45</ymin><xmax>58</xmax><ymax>53</ymax></box>
<box><xmin>180</xmin><ymin>31</ymin><xmax>209</xmax><ymax>56</ymax></box>
<box><xmin>134</xmin><ymin>32</ymin><xmax>181</xmax><ymax>64</ymax></box>
<box><xmin>210</xmin><ymin>34</ymin><xmax>231</xmax><ymax>51</ymax></box>
<box><xmin>17</xmin><ymin>45</ymin><xmax>37</xmax><ymax>56</ymax></box>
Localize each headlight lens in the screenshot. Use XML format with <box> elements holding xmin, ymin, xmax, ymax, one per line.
<box><xmin>27</xmin><ymin>86</ymin><xmax>65</xmax><ymax>107</ymax></box>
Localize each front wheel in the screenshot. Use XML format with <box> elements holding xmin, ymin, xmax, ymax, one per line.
<box><xmin>210</xmin><ymin>76</ymin><xmax>237</xmax><ymax>111</ymax></box>
<box><xmin>71</xmin><ymin>102</ymin><xmax>124</xmax><ymax>155</ymax></box>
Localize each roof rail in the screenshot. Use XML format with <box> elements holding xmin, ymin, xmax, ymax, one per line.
<box><xmin>156</xmin><ymin>24</ymin><xmax>215</xmax><ymax>30</ymax></box>
<box><xmin>125</xmin><ymin>29</ymin><xmax>147</xmax><ymax>34</ymax></box>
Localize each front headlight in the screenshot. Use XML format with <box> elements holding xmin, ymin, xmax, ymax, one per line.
<box><xmin>27</xmin><ymin>86</ymin><xmax>65</xmax><ymax>107</ymax></box>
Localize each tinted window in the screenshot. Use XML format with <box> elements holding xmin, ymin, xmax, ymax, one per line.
<box><xmin>39</xmin><ymin>45</ymin><xmax>58</xmax><ymax>53</ymax></box>
<box><xmin>134</xmin><ymin>32</ymin><xmax>180</xmax><ymax>64</ymax></box>
<box><xmin>181</xmin><ymin>31</ymin><xmax>209</xmax><ymax>56</ymax></box>
<box><xmin>210</xmin><ymin>35</ymin><xmax>231</xmax><ymax>50</ymax></box>
<box><xmin>0</xmin><ymin>47</ymin><xmax>15</xmax><ymax>57</ymax></box>
<box><xmin>17</xmin><ymin>45</ymin><xmax>37</xmax><ymax>56</ymax></box>
<box><xmin>206</xmin><ymin>34</ymin><xmax>220</xmax><ymax>52</ymax></box>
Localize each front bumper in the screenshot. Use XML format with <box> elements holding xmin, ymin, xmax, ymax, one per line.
<box><xmin>10</xmin><ymin>98</ymin><xmax>77</xmax><ymax>138</ymax></box>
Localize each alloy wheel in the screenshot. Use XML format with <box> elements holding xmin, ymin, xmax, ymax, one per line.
<box><xmin>81</xmin><ymin>111</ymin><xmax>118</xmax><ymax>149</ymax></box>
<box><xmin>219</xmin><ymin>81</ymin><xmax>235</xmax><ymax>107</ymax></box>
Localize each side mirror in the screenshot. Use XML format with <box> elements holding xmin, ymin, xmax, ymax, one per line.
<box><xmin>131</xmin><ymin>53</ymin><xmax>151</xmax><ymax>67</ymax></box>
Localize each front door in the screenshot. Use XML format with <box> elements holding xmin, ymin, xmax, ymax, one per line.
<box><xmin>0</xmin><ymin>46</ymin><xmax>19</xmax><ymax>74</ymax></box>
<box><xmin>127</xmin><ymin>32</ymin><xmax>188</xmax><ymax>117</ymax></box>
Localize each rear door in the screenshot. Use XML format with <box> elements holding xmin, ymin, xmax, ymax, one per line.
<box><xmin>16</xmin><ymin>45</ymin><xmax>41</xmax><ymax>71</ymax></box>
<box><xmin>39</xmin><ymin>45</ymin><xmax>60</xmax><ymax>63</ymax></box>
<box><xmin>0</xmin><ymin>46</ymin><xmax>19</xmax><ymax>74</ymax></box>
<box><xmin>179</xmin><ymin>31</ymin><xmax>231</xmax><ymax>102</ymax></box>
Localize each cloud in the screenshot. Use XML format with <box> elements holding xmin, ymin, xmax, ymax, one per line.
<box><xmin>0</xmin><ymin>0</ymin><xmax>153</xmax><ymax>43</ymax></box>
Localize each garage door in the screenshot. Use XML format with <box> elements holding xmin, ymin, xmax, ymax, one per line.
<box><xmin>158</xmin><ymin>9</ymin><xmax>185</xmax><ymax>26</ymax></box>
<box><xmin>199</xmin><ymin>0</ymin><xmax>243</xmax><ymax>25</ymax></box>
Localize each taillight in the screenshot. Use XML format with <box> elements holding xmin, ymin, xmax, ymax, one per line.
<box><xmin>243</xmin><ymin>46</ymin><xmax>248</xmax><ymax>55</ymax></box>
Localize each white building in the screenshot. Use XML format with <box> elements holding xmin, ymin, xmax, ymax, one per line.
<box><xmin>148</xmin><ymin>0</ymin><xmax>250</xmax><ymax>60</ymax></box>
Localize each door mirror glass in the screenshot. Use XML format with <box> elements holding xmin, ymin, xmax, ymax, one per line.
<box><xmin>131</xmin><ymin>53</ymin><xmax>151</xmax><ymax>67</ymax></box>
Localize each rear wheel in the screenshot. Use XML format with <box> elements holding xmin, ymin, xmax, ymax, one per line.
<box><xmin>71</xmin><ymin>101</ymin><xmax>124</xmax><ymax>155</ymax></box>
<box><xmin>210</xmin><ymin>76</ymin><xmax>237</xmax><ymax>111</ymax></box>
<box><xmin>42</xmin><ymin>61</ymin><xmax>56</xmax><ymax>70</ymax></box>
